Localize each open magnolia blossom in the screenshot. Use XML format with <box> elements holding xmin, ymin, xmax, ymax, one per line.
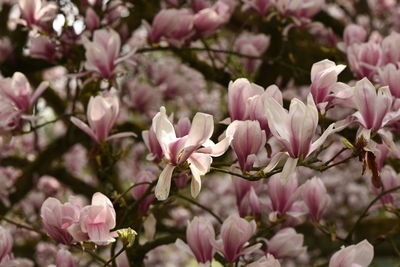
<box><xmin>83</xmin><ymin>28</ymin><xmax>135</xmax><ymax>79</ymax></box>
<box><xmin>71</xmin><ymin>94</ymin><xmax>136</xmax><ymax>144</ymax></box>
<box><xmin>329</xmin><ymin>240</ymin><xmax>374</xmax><ymax>267</ymax></box>
<box><xmin>0</xmin><ymin>72</ymin><xmax>48</xmax><ymax>140</ymax></box>
<box><xmin>4</xmin><ymin>0</ymin><xmax>400</xmax><ymax>264</ymax></box>
<box><xmin>352</xmin><ymin>78</ymin><xmax>400</xmax><ymax>156</ymax></box>
<box><xmin>310</xmin><ymin>59</ymin><xmax>349</xmax><ymax>113</ymax></box>
<box><xmin>41</xmin><ymin>193</ymin><xmax>119</xmax><ymax>246</ymax></box>
<box><xmin>151</xmin><ymin>106</ymin><xmax>232</xmax><ymax>200</ymax></box>
<box><xmin>264</xmin><ymin>94</ymin><xmax>336</xmax><ymax>181</ymax></box>
<box><xmin>18</xmin><ymin>0</ymin><xmax>57</xmax><ymax>29</ymax></box>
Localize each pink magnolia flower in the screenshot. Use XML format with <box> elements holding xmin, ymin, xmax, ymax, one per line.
<box><xmin>131</xmin><ymin>171</ymin><xmax>156</xmax><ymax>213</ymax></box>
<box><xmin>79</xmin><ymin>192</ymin><xmax>117</xmax><ymax>246</ymax></box>
<box><xmin>352</xmin><ymin>78</ymin><xmax>399</xmax><ymax>133</ymax></box>
<box><xmin>151</xmin><ymin>106</ymin><xmax>231</xmax><ymax>200</ymax></box>
<box><xmin>0</xmin><ymin>72</ymin><xmax>48</xmax><ymax>113</ymax></box>
<box><xmin>85</xmin><ymin>8</ymin><xmax>100</xmax><ymax>32</ymax></box>
<box><xmin>226</xmin><ymin>120</ymin><xmax>266</xmax><ymax>172</ymax></box>
<box><xmin>275</xmin><ymin>0</ymin><xmax>325</xmax><ymax>19</ymax></box>
<box><xmin>18</xmin><ymin>0</ymin><xmax>57</xmax><ymax>30</ymax></box>
<box><xmin>55</xmin><ymin>248</ymin><xmax>75</xmax><ymax>267</ymax></box>
<box><xmin>301</xmin><ymin>177</ymin><xmax>331</xmax><ymax>221</ymax></box>
<box><xmin>341</xmin><ymin>24</ymin><xmax>367</xmax><ymax>50</ymax></box>
<box><xmin>148</xmin><ymin>9</ymin><xmax>195</xmax><ymax>46</ymax></box>
<box><xmin>347</xmin><ymin>41</ymin><xmax>382</xmax><ymax>80</ymax></box>
<box><xmin>228</xmin><ymin>78</ymin><xmax>265</xmax><ymax>121</ymax></box>
<box><xmin>194</xmin><ymin>1</ymin><xmax>230</xmax><ymax>36</ymax></box>
<box><xmin>310</xmin><ymin>59</ymin><xmax>347</xmax><ymax>112</ymax></box>
<box><xmin>266</xmin><ymin>228</ymin><xmax>306</xmax><ymax>259</ymax></box>
<box><xmin>329</xmin><ymin>240</ymin><xmax>374</xmax><ymax>267</ymax></box>
<box><xmin>191</xmin><ymin>0</ymin><xmax>212</xmax><ymax>12</ymax></box>
<box><xmin>381</xmin><ymin>32</ymin><xmax>400</xmax><ymax>64</ymax></box>
<box><xmin>234</xmin><ymin>33</ymin><xmax>270</xmax><ymax>73</ymax></box>
<box><xmin>217</xmin><ymin>214</ymin><xmax>260</xmax><ymax>263</ymax></box>
<box><xmin>238</xmin><ymin>186</ymin><xmax>261</xmax><ymax>218</ymax></box>
<box><xmin>248</xmin><ymin>84</ymin><xmax>283</xmax><ymax>136</ymax></box>
<box><xmin>29</xmin><ymin>36</ymin><xmax>58</xmax><ymax>61</ymax></box>
<box><xmin>246</xmin><ymin>254</ymin><xmax>281</xmax><ymax>267</ymax></box>
<box><xmin>244</xmin><ymin>0</ymin><xmax>274</xmax><ymax>15</ymax></box>
<box><xmin>71</xmin><ymin>94</ymin><xmax>135</xmax><ymax>144</ymax></box>
<box><xmin>83</xmin><ymin>29</ymin><xmax>123</xmax><ymax>79</ymax></box>
<box><xmin>175</xmin><ymin>217</ymin><xmax>216</xmax><ymax>264</ymax></box>
<box><xmin>267</xmin><ymin>175</ymin><xmax>299</xmax><ymax>215</ymax></box>
<box><xmin>142</xmin><ymin>126</ymin><xmax>164</xmax><ymax>162</ymax></box>
<box><xmin>377</xmin><ymin>63</ymin><xmax>400</xmax><ymax>98</ymax></box>
<box><xmin>40</xmin><ymin>198</ymin><xmax>80</xmax><ymax>244</ymax></box>
<box><xmin>0</xmin><ymin>226</ymin><xmax>12</xmax><ymax>262</ymax></box>
<box><xmin>264</xmin><ymin>94</ymin><xmax>335</xmax><ymax>180</ymax></box>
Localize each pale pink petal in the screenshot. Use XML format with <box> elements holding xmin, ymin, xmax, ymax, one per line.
<box><xmin>155</xmin><ymin>164</ymin><xmax>176</xmax><ymax>200</ymax></box>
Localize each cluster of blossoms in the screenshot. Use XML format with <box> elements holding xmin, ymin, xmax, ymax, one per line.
<box><xmin>1</xmin><ymin>0</ymin><xmax>400</xmax><ymax>266</ymax></box>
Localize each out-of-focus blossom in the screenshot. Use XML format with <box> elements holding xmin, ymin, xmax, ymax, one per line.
<box><xmin>0</xmin><ymin>72</ymin><xmax>48</xmax><ymax>138</ymax></box>
<box><xmin>192</xmin><ymin>0</ymin><xmax>212</xmax><ymax>12</ymax></box>
<box><xmin>267</xmin><ymin>175</ymin><xmax>299</xmax><ymax>215</ymax></box>
<box><xmin>37</xmin><ymin>176</ymin><xmax>60</xmax><ymax>197</ymax></box>
<box><xmin>55</xmin><ymin>248</ymin><xmax>74</xmax><ymax>267</ymax></box>
<box><xmin>244</xmin><ymin>0</ymin><xmax>274</xmax><ymax>15</ymax></box>
<box><xmin>340</xmin><ymin>24</ymin><xmax>367</xmax><ymax>50</ymax></box>
<box><xmin>29</xmin><ymin>36</ymin><xmax>58</xmax><ymax>61</ymax></box>
<box><xmin>246</xmin><ymin>254</ymin><xmax>281</xmax><ymax>267</ymax></box>
<box><xmin>0</xmin><ymin>37</ymin><xmax>13</xmax><ymax>64</ymax></box>
<box><xmin>35</xmin><ymin>242</ymin><xmax>57</xmax><ymax>267</ymax></box>
<box><xmin>301</xmin><ymin>177</ymin><xmax>331</xmax><ymax>221</ymax></box>
<box><xmin>226</xmin><ymin>120</ymin><xmax>266</xmax><ymax>172</ymax></box>
<box><xmin>377</xmin><ymin>63</ymin><xmax>400</xmax><ymax>98</ymax></box>
<box><xmin>310</xmin><ymin>59</ymin><xmax>347</xmax><ymax>112</ymax></box>
<box><xmin>71</xmin><ymin>94</ymin><xmax>135</xmax><ymax>143</ymax></box>
<box><xmin>131</xmin><ymin>171</ymin><xmax>156</xmax><ymax>213</ymax></box>
<box><xmin>194</xmin><ymin>1</ymin><xmax>231</xmax><ymax>36</ymax></box>
<box><xmin>347</xmin><ymin>41</ymin><xmax>382</xmax><ymax>80</ymax></box>
<box><xmin>151</xmin><ymin>106</ymin><xmax>231</xmax><ymax>200</ymax></box>
<box><xmin>83</xmin><ymin>29</ymin><xmax>124</xmax><ymax>79</ymax></box>
<box><xmin>329</xmin><ymin>240</ymin><xmax>374</xmax><ymax>267</ymax></box>
<box><xmin>124</xmin><ymin>79</ymin><xmax>161</xmax><ymax>115</ymax></box>
<box><xmin>78</xmin><ymin>193</ymin><xmax>117</xmax><ymax>246</ymax></box>
<box><xmin>371</xmin><ymin>166</ymin><xmax>400</xmax><ymax>205</ymax></box>
<box><xmin>18</xmin><ymin>0</ymin><xmax>57</xmax><ymax>30</ymax></box>
<box><xmin>85</xmin><ymin>8</ymin><xmax>100</xmax><ymax>32</ymax></box>
<box><xmin>266</xmin><ymin>227</ymin><xmax>306</xmax><ymax>259</ymax></box>
<box><xmin>217</xmin><ymin>214</ymin><xmax>260</xmax><ymax>263</ymax></box>
<box><xmin>381</xmin><ymin>32</ymin><xmax>400</xmax><ymax>64</ymax></box>
<box><xmin>264</xmin><ymin>94</ymin><xmax>335</xmax><ymax>180</ymax></box>
<box><xmin>234</xmin><ymin>33</ymin><xmax>270</xmax><ymax>73</ymax></box>
<box><xmin>148</xmin><ymin>9</ymin><xmax>194</xmax><ymax>46</ymax></box>
<box><xmin>233</xmin><ymin>178</ymin><xmax>263</xmax><ymax>218</ymax></box>
<box><xmin>40</xmin><ymin>198</ymin><xmax>79</xmax><ymax>244</ymax></box>
<box><xmin>0</xmin><ymin>226</ymin><xmax>12</xmax><ymax>262</ymax></box>
<box><xmin>176</xmin><ymin>217</ymin><xmax>215</xmax><ymax>264</ymax></box>
<box><xmin>275</xmin><ymin>0</ymin><xmax>325</xmax><ymax>19</ymax></box>
<box><xmin>0</xmin><ymin>72</ymin><xmax>48</xmax><ymax>113</ymax></box>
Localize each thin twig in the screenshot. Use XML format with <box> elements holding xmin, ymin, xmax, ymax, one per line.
<box><xmin>136</xmin><ymin>46</ymin><xmax>262</xmax><ymax>59</ymax></box>
<box><xmin>112</xmin><ymin>181</ymin><xmax>153</xmax><ymax>205</ymax></box>
<box><xmin>0</xmin><ymin>216</ymin><xmax>45</xmax><ymax>235</ymax></box>
<box><xmin>103</xmin><ymin>246</ymin><xmax>126</xmax><ymax>267</ymax></box>
<box><xmin>345</xmin><ymin>185</ymin><xmax>400</xmax><ymax>242</ymax></box>
<box><xmin>176</xmin><ymin>194</ymin><xmax>223</xmax><ymax>224</ymax></box>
